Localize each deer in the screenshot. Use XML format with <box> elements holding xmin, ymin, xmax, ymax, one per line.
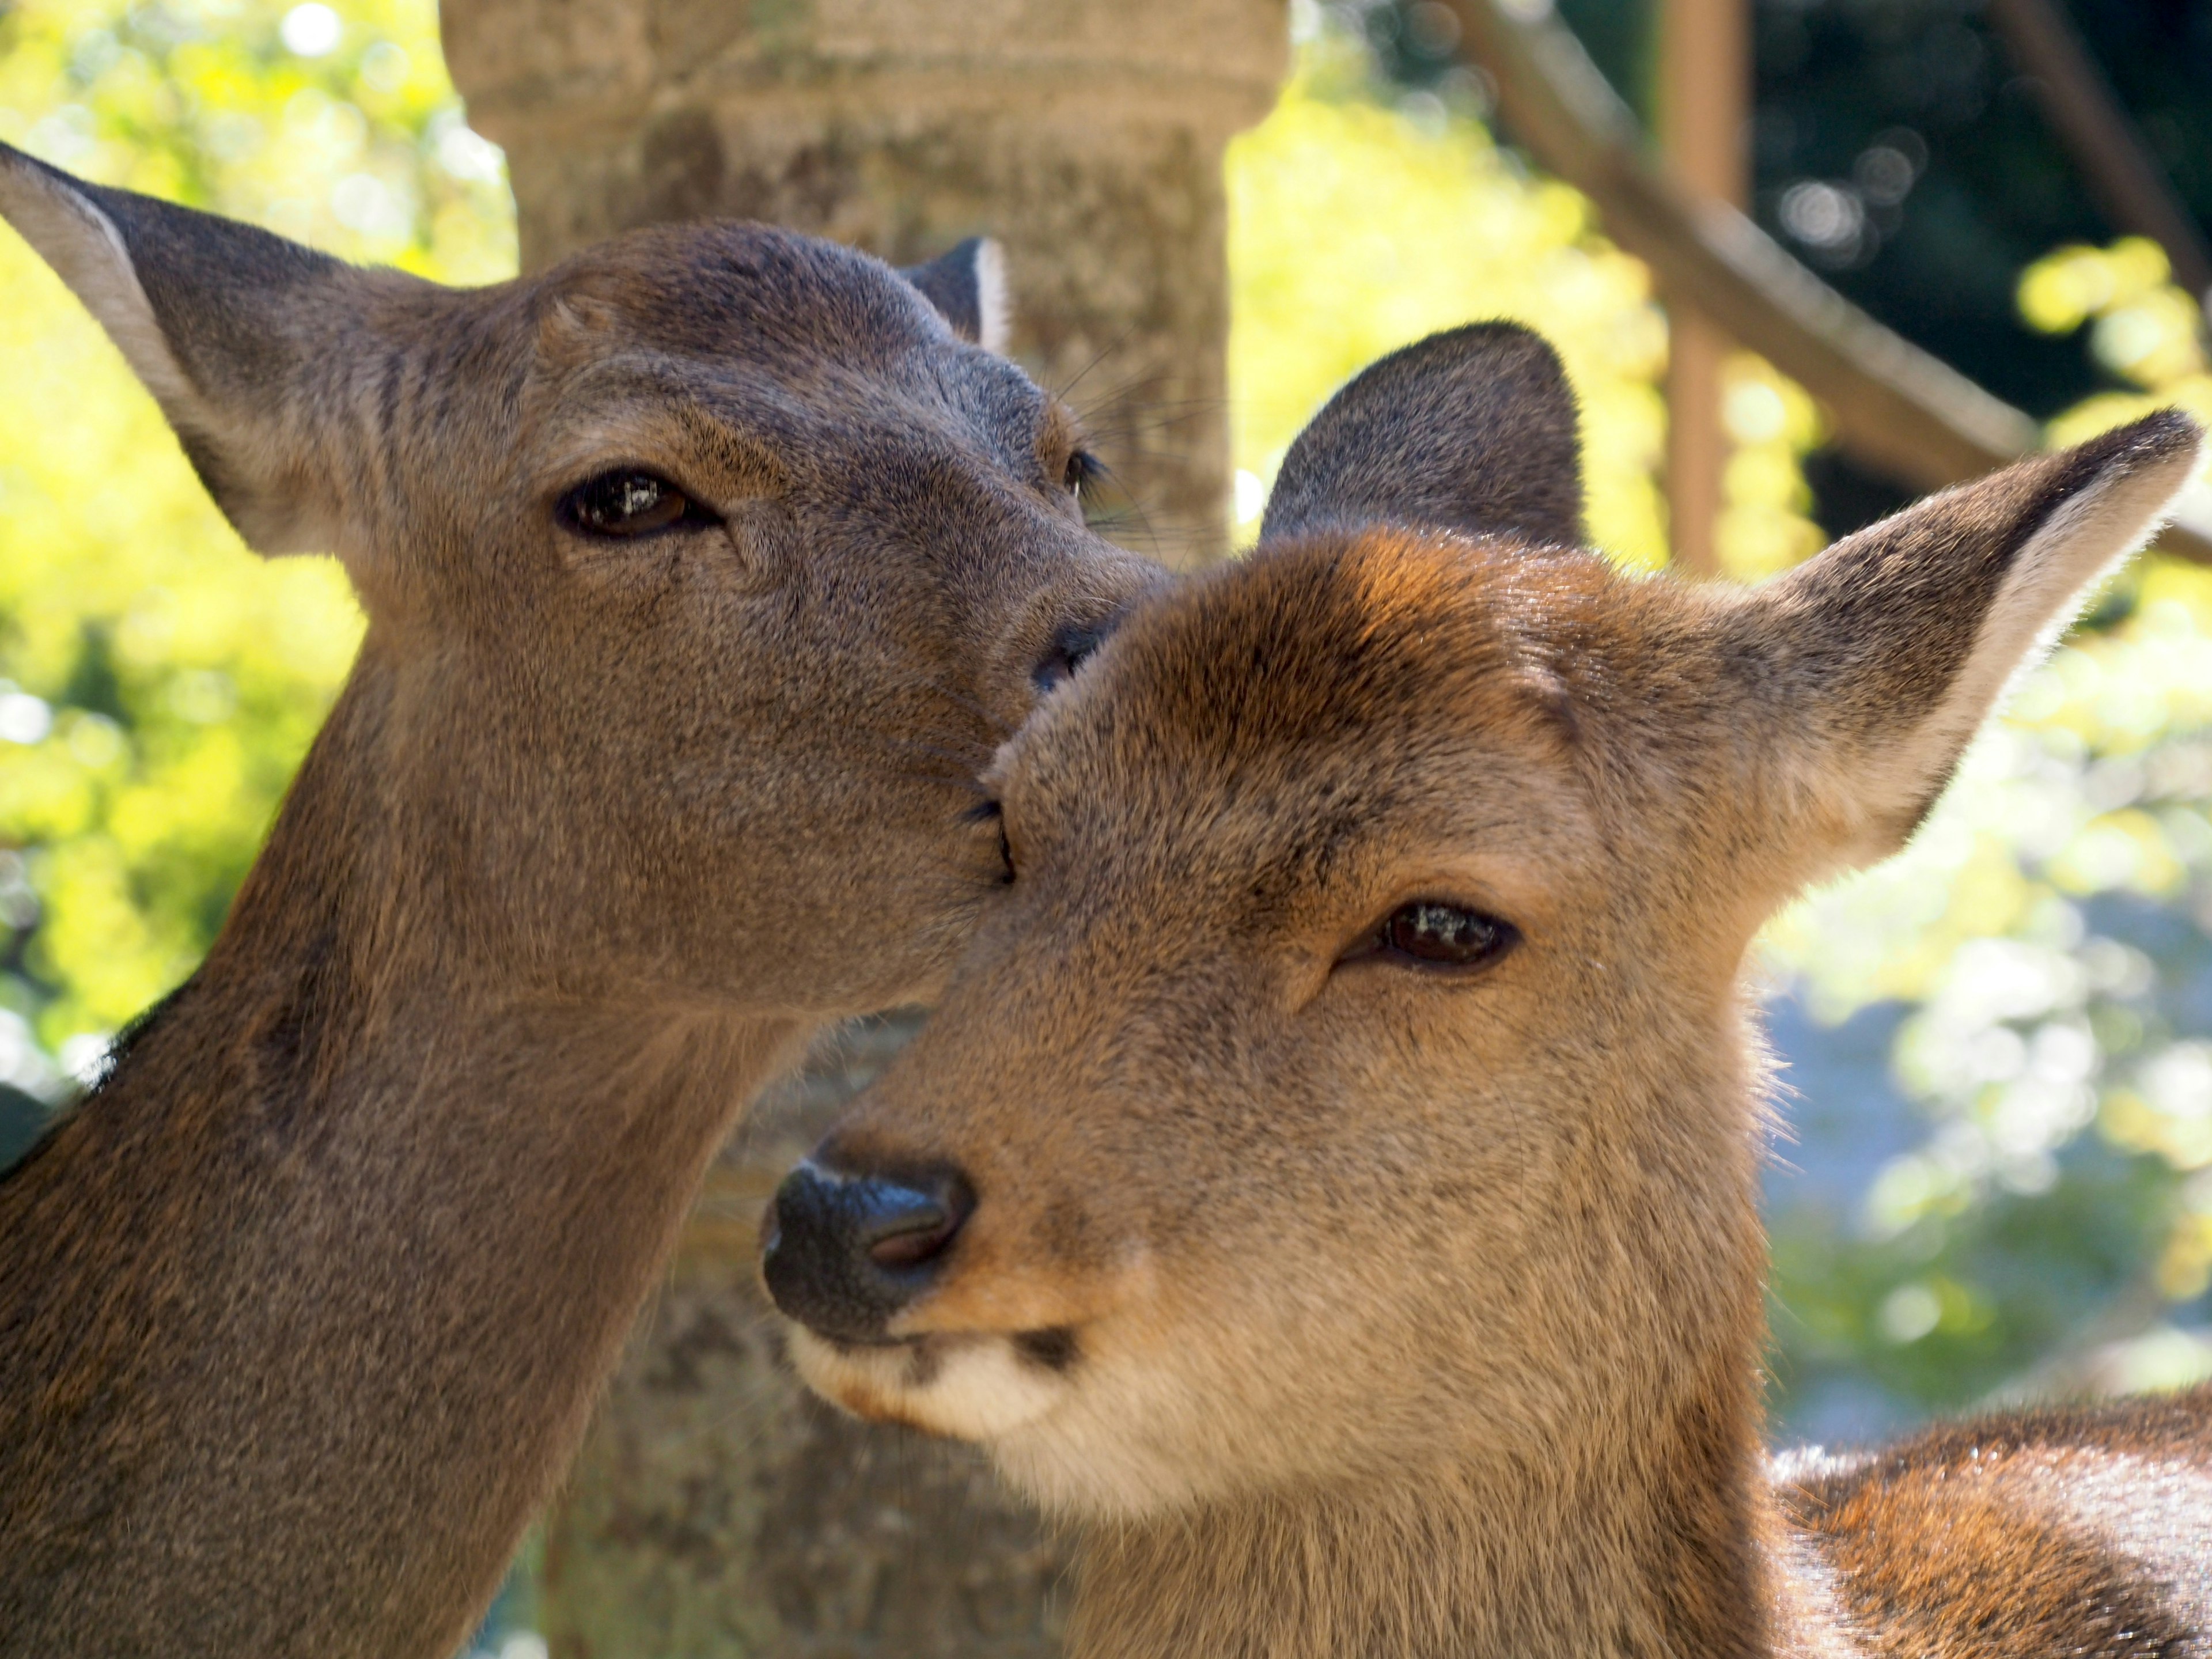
<box><xmin>759</xmin><ymin>320</ymin><xmax>2212</xmax><ymax>1658</ymax></box>
<box><xmin>0</xmin><ymin>139</ymin><xmax>1156</xmax><ymax>1657</ymax></box>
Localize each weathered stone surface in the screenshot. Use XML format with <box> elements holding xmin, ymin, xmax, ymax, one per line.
<box><xmin>436</xmin><ymin>4</ymin><xmax>1285</xmax><ymax>1646</ymax></box>
<box><xmin>537</xmin><ymin>1019</ymin><xmax>1078</xmax><ymax>1658</ymax></box>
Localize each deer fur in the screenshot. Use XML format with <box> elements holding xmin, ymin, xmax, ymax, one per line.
<box><xmin>0</xmin><ymin>142</ymin><xmax>1153</xmax><ymax>1656</ymax></box>
<box><xmin>767</xmin><ymin>322</ymin><xmax>2212</xmax><ymax>1657</ymax></box>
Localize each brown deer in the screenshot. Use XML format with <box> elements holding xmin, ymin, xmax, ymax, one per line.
<box><xmin>0</xmin><ymin>142</ymin><xmax>1153</xmax><ymax>1656</ymax></box>
<box><xmin>760</xmin><ymin>323</ymin><xmax>2212</xmax><ymax>1657</ymax></box>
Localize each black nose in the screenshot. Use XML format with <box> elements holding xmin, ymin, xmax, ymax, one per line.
<box><xmin>760</xmin><ymin>1158</ymin><xmax>975</xmax><ymax>1344</ymax></box>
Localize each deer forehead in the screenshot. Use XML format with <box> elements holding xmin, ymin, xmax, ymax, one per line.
<box><xmin>1001</xmin><ymin>532</ymin><xmax>1611</xmax><ymax>900</ymax></box>
<box><xmin>525</xmin><ymin>312</ymin><xmax>1060</xmax><ymax>506</ymax></box>
<box><xmin>532</xmin><ymin>219</ymin><xmax>953</xmax><ymax>365</ymax></box>
<box><xmin>534</xmin><ymin>351</ymin><xmax>1054</xmax><ymax>460</ymax></box>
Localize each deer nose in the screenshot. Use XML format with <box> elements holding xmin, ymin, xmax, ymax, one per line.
<box><xmin>760</xmin><ymin>1158</ymin><xmax>975</xmax><ymax>1344</ymax></box>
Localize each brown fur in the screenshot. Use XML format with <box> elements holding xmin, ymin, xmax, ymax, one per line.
<box><xmin>0</xmin><ymin>143</ymin><xmax>1153</xmax><ymax>1656</ymax></box>
<box><xmin>766</xmin><ymin>323</ymin><xmax>2210</xmax><ymax>1657</ymax></box>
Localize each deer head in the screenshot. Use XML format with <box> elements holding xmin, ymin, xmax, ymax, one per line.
<box><xmin>761</xmin><ymin>325</ymin><xmax>2201</xmax><ymax>1573</ymax></box>
<box><xmin>0</xmin><ymin>144</ymin><xmax>1150</xmax><ymax>1017</ymax></box>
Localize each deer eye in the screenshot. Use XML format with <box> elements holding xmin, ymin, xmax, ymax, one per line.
<box><xmin>1347</xmin><ymin>900</ymin><xmax>1517</xmax><ymax>972</ymax></box>
<box><xmin>559</xmin><ymin>469</ymin><xmax>717</xmax><ymax>537</ymax></box>
<box><xmin>1063</xmin><ymin>449</ymin><xmax>1102</xmax><ymax>499</ymax></box>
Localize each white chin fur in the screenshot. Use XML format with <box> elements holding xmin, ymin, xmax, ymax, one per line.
<box><xmin>786</xmin><ymin>1325</ymin><xmax>1066</xmax><ymax>1441</ymax></box>
<box><xmin>787</xmin><ymin>1324</ymin><xmax>1229</xmax><ymax>1521</ymax></box>
<box><xmin>994</xmin><ymin>1415</ymin><xmax>1214</xmax><ymax>1520</ymax></box>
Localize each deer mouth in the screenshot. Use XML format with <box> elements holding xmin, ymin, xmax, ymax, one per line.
<box><xmin>784</xmin><ymin>1322</ymin><xmax>1076</xmax><ymax>1441</ymax></box>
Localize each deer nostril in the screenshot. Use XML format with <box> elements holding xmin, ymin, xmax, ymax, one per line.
<box><xmin>866</xmin><ymin>1202</ymin><xmax>963</xmax><ymax>1268</ymax></box>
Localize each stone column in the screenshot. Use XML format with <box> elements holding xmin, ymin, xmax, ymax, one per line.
<box><xmin>536</xmin><ymin>1017</ymin><xmax>1080</xmax><ymax>1658</ymax></box>
<box><xmin>438</xmin><ymin>5</ymin><xmax>1285</xmax><ymax>1652</ymax></box>
<box><xmin>444</xmin><ymin>0</ymin><xmax>1286</xmax><ymax>567</ymax></box>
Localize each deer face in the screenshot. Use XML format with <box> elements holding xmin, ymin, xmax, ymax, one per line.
<box><xmin>778</xmin><ymin>533</ymin><xmax>1634</xmax><ymax>1517</ymax></box>
<box><xmin>0</xmin><ymin>147</ymin><xmax>1153</xmax><ymax>1014</ymax></box>
<box><xmin>762</xmin><ymin>324</ymin><xmax>2204</xmax><ymax>1519</ymax></box>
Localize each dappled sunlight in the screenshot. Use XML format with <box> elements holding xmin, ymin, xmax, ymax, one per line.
<box><xmin>1224</xmin><ymin>20</ymin><xmax>1829</xmax><ymax>586</ymax></box>
<box><xmin>1763</xmin><ymin>563</ymin><xmax>2212</xmax><ymax>1430</ymax></box>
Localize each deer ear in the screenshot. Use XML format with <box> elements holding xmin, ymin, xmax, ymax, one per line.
<box><xmin>0</xmin><ymin>141</ymin><xmax>399</xmax><ymax>559</ymax></box>
<box><xmin>900</xmin><ymin>236</ymin><xmax>1010</xmax><ymax>354</ymax></box>
<box><xmin>1729</xmin><ymin>410</ymin><xmax>2204</xmax><ymax>876</ymax></box>
<box><xmin>1260</xmin><ymin>323</ymin><xmax>1584</xmax><ymax>548</ymax></box>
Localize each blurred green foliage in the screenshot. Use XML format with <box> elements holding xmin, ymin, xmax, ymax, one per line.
<box><xmin>1225</xmin><ymin>21</ymin><xmax>1830</xmax><ymax>580</ymax></box>
<box><xmin>1225</xmin><ymin>39</ymin><xmax>1672</xmax><ymax>566</ymax></box>
<box><xmin>1756</xmin><ymin>235</ymin><xmax>2212</xmax><ymax>1434</ymax></box>
<box><xmin>0</xmin><ymin>0</ymin><xmax>513</xmax><ymax>1094</ymax></box>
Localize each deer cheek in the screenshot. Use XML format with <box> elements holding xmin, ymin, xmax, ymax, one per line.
<box><xmin>719</xmin><ymin>497</ymin><xmax>802</xmax><ymax>592</ymax></box>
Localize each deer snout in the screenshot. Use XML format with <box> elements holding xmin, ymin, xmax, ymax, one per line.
<box><xmin>761</xmin><ymin>1157</ymin><xmax>975</xmax><ymax>1344</ymax></box>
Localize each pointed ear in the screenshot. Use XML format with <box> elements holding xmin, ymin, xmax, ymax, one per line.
<box><xmin>1260</xmin><ymin>322</ymin><xmax>1584</xmax><ymax>548</ymax></box>
<box><xmin>1724</xmin><ymin>410</ymin><xmax>2203</xmax><ymax>877</ymax></box>
<box><xmin>0</xmin><ymin>141</ymin><xmax>410</xmax><ymax>559</ymax></box>
<box><xmin>900</xmin><ymin>236</ymin><xmax>1010</xmax><ymax>354</ymax></box>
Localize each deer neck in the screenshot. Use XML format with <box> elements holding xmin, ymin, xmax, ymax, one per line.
<box><xmin>0</xmin><ymin>658</ymin><xmax>807</xmax><ymax>1655</ymax></box>
<box><xmin>1069</xmin><ymin>1366</ymin><xmax>1778</xmax><ymax>1659</ymax></box>
<box><xmin>1069</xmin><ymin>1047</ymin><xmax>1782</xmax><ymax>1659</ymax></box>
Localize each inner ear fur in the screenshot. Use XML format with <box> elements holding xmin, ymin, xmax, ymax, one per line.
<box><xmin>900</xmin><ymin>236</ymin><xmax>1010</xmax><ymax>355</ymax></box>
<box><xmin>0</xmin><ymin>139</ymin><xmax>430</xmax><ymax>562</ymax></box>
<box><xmin>1721</xmin><ymin>410</ymin><xmax>2204</xmax><ymax>880</ymax></box>
<box><xmin>1260</xmin><ymin>321</ymin><xmax>1585</xmax><ymax>549</ymax></box>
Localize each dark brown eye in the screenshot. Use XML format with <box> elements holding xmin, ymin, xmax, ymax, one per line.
<box><xmin>559</xmin><ymin>469</ymin><xmax>716</xmax><ymax>537</ymax></box>
<box><xmin>1356</xmin><ymin>900</ymin><xmax>1517</xmax><ymax>971</ymax></box>
<box><xmin>1063</xmin><ymin>449</ymin><xmax>1102</xmax><ymax>499</ymax></box>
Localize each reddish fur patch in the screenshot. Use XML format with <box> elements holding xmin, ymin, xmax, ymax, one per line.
<box><xmin>1782</xmin><ymin>1394</ymin><xmax>2212</xmax><ymax>1656</ymax></box>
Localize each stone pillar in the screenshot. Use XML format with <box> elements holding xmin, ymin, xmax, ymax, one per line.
<box><xmin>444</xmin><ymin>0</ymin><xmax>1287</xmax><ymax>566</ymax></box>
<box><xmin>536</xmin><ymin>1017</ymin><xmax>1080</xmax><ymax>1657</ymax></box>
<box><xmin>438</xmin><ymin>6</ymin><xmax>1285</xmax><ymax>1650</ymax></box>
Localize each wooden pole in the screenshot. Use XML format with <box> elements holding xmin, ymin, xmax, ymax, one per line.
<box><xmin>1658</xmin><ymin>0</ymin><xmax>1749</xmax><ymax>577</ymax></box>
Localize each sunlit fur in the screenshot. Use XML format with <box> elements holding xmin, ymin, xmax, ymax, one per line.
<box><xmin>0</xmin><ymin>142</ymin><xmax>1156</xmax><ymax>1658</ymax></box>
<box><xmin>774</xmin><ymin>320</ymin><xmax>2209</xmax><ymax>1658</ymax></box>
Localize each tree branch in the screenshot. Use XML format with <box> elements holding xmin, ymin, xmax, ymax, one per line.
<box><xmin>1983</xmin><ymin>0</ymin><xmax>2212</xmax><ymax>306</ymax></box>
<box><xmin>1439</xmin><ymin>0</ymin><xmax>2212</xmax><ymax>566</ymax></box>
